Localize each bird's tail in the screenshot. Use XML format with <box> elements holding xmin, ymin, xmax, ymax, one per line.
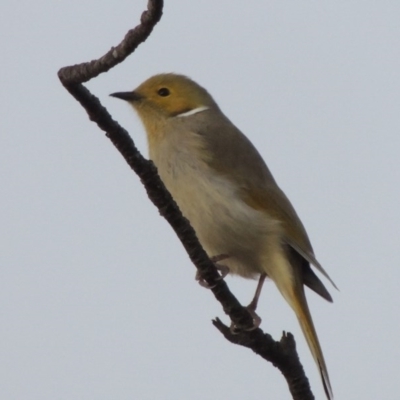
<box><xmin>287</xmin><ymin>285</ymin><xmax>333</xmax><ymax>400</ymax></box>
<box><xmin>263</xmin><ymin>246</ymin><xmax>333</xmax><ymax>398</ymax></box>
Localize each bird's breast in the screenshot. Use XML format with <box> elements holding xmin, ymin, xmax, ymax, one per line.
<box><xmin>149</xmin><ymin>130</ymin><xmax>283</xmax><ymax>278</ymax></box>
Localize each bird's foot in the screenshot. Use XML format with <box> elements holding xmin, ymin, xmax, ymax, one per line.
<box><xmin>195</xmin><ymin>254</ymin><xmax>230</xmax><ymax>289</ymax></box>
<box><xmin>230</xmin><ymin>304</ymin><xmax>262</xmax><ymax>333</ymax></box>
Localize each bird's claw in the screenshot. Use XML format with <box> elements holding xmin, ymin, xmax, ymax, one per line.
<box><xmin>195</xmin><ymin>254</ymin><xmax>230</xmax><ymax>289</ymax></box>
<box><xmin>230</xmin><ymin>306</ymin><xmax>262</xmax><ymax>333</ymax></box>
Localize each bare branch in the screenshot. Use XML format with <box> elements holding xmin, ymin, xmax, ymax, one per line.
<box><xmin>58</xmin><ymin>0</ymin><xmax>163</xmax><ymax>84</ymax></box>
<box><xmin>57</xmin><ymin>2</ymin><xmax>315</xmax><ymax>399</ymax></box>
<box><xmin>213</xmin><ymin>319</ymin><xmax>315</xmax><ymax>400</ymax></box>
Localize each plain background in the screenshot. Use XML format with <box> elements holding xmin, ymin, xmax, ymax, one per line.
<box><xmin>1</xmin><ymin>1</ymin><xmax>400</xmax><ymax>399</ymax></box>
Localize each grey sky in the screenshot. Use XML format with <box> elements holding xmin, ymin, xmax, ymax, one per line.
<box><xmin>1</xmin><ymin>1</ymin><xmax>399</xmax><ymax>399</ymax></box>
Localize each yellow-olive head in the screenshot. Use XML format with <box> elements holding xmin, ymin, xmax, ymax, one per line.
<box><xmin>110</xmin><ymin>73</ymin><xmax>218</xmax><ymax>125</ymax></box>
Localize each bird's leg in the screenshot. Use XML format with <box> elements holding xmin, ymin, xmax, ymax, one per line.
<box><xmin>210</xmin><ymin>254</ymin><xmax>230</xmax><ymax>278</ymax></box>
<box><xmin>195</xmin><ymin>254</ymin><xmax>230</xmax><ymax>288</ymax></box>
<box><xmin>245</xmin><ymin>273</ymin><xmax>266</xmax><ymax>328</ymax></box>
<box><xmin>231</xmin><ymin>273</ymin><xmax>266</xmax><ymax>333</ymax></box>
<box><xmin>247</xmin><ymin>273</ymin><xmax>266</xmax><ymax>313</ymax></box>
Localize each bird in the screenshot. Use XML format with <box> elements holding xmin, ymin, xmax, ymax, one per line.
<box><xmin>110</xmin><ymin>73</ymin><xmax>336</xmax><ymax>399</ymax></box>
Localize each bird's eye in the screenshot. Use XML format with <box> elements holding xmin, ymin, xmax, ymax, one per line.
<box><xmin>157</xmin><ymin>88</ymin><xmax>170</xmax><ymax>97</ymax></box>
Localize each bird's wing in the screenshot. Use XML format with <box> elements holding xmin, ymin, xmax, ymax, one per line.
<box><xmin>192</xmin><ymin>110</ymin><xmax>337</xmax><ymax>290</ymax></box>
<box><xmin>241</xmin><ymin>183</ymin><xmax>338</xmax><ymax>291</ymax></box>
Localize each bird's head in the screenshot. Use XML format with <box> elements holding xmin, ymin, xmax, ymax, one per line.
<box><xmin>111</xmin><ymin>73</ymin><xmax>218</xmax><ymax>133</ymax></box>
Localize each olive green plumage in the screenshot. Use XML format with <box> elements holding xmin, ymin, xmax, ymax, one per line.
<box><xmin>111</xmin><ymin>73</ymin><xmax>336</xmax><ymax>399</ymax></box>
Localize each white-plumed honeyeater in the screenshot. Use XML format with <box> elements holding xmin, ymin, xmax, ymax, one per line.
<box><xmin>111</xmin><ymin>73</ymin><xmax>336</xmax><ymax>399</ymax></box>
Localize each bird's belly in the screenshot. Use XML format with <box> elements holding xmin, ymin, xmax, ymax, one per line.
<box><xmin>157</xmin><ymin>159</ymin><xmax>282</xmax><ymax>279</ymax></box>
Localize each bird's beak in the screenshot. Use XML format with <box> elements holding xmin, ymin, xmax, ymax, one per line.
<box><xmin>109</xmin><ymin>91</ymin><xmax>143</xmax><ymax>102</ymax></box>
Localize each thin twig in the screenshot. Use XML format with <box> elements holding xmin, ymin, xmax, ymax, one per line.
<box><xmin>57</xmin><ymin>2</ymin><xmax>315</xmax><ymax>399</ymax></box>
